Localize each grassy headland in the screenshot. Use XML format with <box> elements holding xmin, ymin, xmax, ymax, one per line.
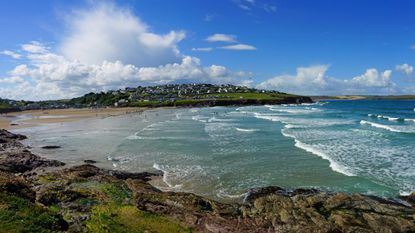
<box><xmin>1</xmin><ymin>84</ymin><xmax>311</xmax><ymax>112</ymax></box>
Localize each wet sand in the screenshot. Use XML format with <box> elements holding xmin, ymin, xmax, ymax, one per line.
<box><xmin>0</xmin><ymin>107</ymin><xmax>147</xmax><ymax>129</ymax></box>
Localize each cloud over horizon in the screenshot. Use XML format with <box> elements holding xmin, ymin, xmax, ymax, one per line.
<box><xmin>257</xmin><ymin>65</ymin><xmax>396</xmax><ymax>96</ymax></box>
<box><xmin>0</xmin><ymin>1</ymin><xmax>413</xmax><ymax>100</ymax></box>
<box><xmin>0</xmin><ymin>3</ymin><xmax>253</xmax><ymax>100</ymax></box>
<box><xmin>396</xmin><ymin>63</ymin><xmax>413</xmax><ymax>76</ymax></box>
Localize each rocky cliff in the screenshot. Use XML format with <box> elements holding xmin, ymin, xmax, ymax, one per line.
<box><xmin>0</xmin><ymin>129</ymin><xmax>414</xmax><ymax>232</ymax></box>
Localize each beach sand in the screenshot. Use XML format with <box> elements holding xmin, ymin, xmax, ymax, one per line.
<box><xmin>0</xmin><ymin>107</ymin><xmax>146</xmax><ymax>130</ymax></box>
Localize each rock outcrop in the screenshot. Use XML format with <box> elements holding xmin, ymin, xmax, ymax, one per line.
<box><xmin>0</xmin><ymin>129</ymin><xmax>64</xmax><ymax>173</ymax></box>
<box><xmin>0</xmin><ymin>129</ymin><xmax>414</xmax><ymax>233</ymax></box>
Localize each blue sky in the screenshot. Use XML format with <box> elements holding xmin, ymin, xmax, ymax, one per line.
<box><xmin>0</xmin><ymin>0</ymin><xmax>414</xmax><ymax>100</ymax></box>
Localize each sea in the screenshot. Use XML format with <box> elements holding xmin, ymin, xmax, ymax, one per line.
<box><xmin>13</xmin><ymin>100</ymin><xmax>415</xmax><ymax>201</ymax></box>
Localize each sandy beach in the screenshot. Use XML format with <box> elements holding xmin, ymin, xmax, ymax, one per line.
<box><xmin>0</xmin><ymin>107</ymin><xmax>146</xmax><ymax>129</ymax></box>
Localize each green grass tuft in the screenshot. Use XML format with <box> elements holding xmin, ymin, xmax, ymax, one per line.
<box><xmin>0</xmin><ymin>193</ymin><xmax>67</xmax><ymax>233</ymax></box>
<box><xmin>86</xmin><ymin>204</ymin><xmax>192</xmax><ymax>233</ymax></box>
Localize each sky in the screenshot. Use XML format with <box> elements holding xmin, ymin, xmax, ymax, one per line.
<box><xmin>0</xmin><ymin>0</ymin><xmax>415</xmax><ymax>100</ymax></box>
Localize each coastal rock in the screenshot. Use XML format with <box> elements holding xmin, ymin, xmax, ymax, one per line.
<box><xmin>0</xmin><ymin>171</ymin><xmax>35</xmax><ymax>201</ymax></box>
<box><xmin>400</xmin><ymin>192</ymin><xmax>415</xmax><ymax>207</ymax></box>
<box><xmin>41</xmin><ymin>145</ymin><xmax>61</xmax><ymax>149</ymax></box>
<box><xmin>0</xmin><ymin>129</ymin><xmax>27</xmax><ymax>141</ymax></box>
<box><xmin>242</xmin><ymin>189</ymin><xmax>415</xmax><ymax>233</ymax></box>
<box><xmin>83</xmin><ymin>159</ymin><xmax>97</xmax><ymax>164</ymax></box>
<box><xmin>0</xmin><ymin>130</ymin><xmax>64</xmax><ymax>173</ymax></box>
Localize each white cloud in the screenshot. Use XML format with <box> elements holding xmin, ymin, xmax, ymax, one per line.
<box><xmin>191</xmin><ymin>47</ymin><xmax>213</xmax><ymax>52</ymax></box>
<box><xmin>396</xmin><ymin>63</ymin><xmax>413</xmax><ymax>75</ymax></box>
<box><xmin>219</xmin><ymin>44</ymin><xmax>256</xmax><ymax>50</ymax></box>
<box><xmin>0</xmin><ymin>41</ymin><xmax>252</xmax><ymax>100</ymax></box>
<box><xmin>411</xmin><ymin>44</ymin><xmax>415</xmax><ymax>50</ymax></box>
<box><xmin>349</xmin><ymin>69</ymin><xmax>392</xmax><ymax>87</ymax></box>
<box><xmin>22</xmin><ymin>41</ymin><xmax>49</xmax><ymax>54</ymax></box>
<box><xmin>1</xmin><ymin>50</ymin><xmax>22</xmax><ymax>59</ymax></box>
<box><xmin>206</xmin><ymin>33</ymin><xmax>237</xmax><ymax>43</ymax></box>
<box><xmin>0</xmin><ymin>3</ymin><xmax>253</xmax><ymax>100</ymax></box>
<box><xmin>257</xmin><ymin>65</ymin><xmax>396</xmax><ymax>95</ymax></box>
<box><xmin>257</xmin><ymin>65</ymin><xmax>329</xmax><ymax>95</ymax></box>
<box><xmin>0</xmin><ymin>76</ymin><xmax>25</xmax><ymax>84</ymax></box>
<box><xmin>60</xmin><ymin>2</ymin><xmax>185</xmax><ymax>67</ymax></box>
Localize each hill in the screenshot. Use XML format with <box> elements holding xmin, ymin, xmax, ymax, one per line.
<box><xmin>2</xmin><ymin>84</ymin><xmax>312</xmax><ymax>111</ymax></box>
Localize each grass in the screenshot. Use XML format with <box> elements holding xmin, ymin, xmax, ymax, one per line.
<box><xmin>37</xmin><ymin>174</ymin><xmax>57</xmax><ymax>184</ymax></box>
<box><xmin>100</xmin><ymin>183</ymin><xmax>131</xmax><ymax>203</ymax></box>
<box><xmin>127</xmin><ymin>92</ymin><xmax>297</xmax><ymax>108</ymax></box>
<box><xmin>84</xmin><ymin>182</ymin><xmax>192</xmax><ymax>232</ymax></box>
<box><xmin>204</xmin><ymin>92</ymin><xmax>294</xmax><ymax>100</ymax></box>
<box><xmin>0</xmin><ymin>193</ymin><xmax>66</xmax><ymax>233</ymax></box>
<box><xmin>0</xmin><ymin>102</ymin><xmax>14</xmax><ymax>110</ymax></box>
<box><xmin>86</xmin><ymin>203</ymin><xmax>192</xmax><ymax>233</ymax></box>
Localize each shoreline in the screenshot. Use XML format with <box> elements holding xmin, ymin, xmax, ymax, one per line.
<box><xmin>0</xmin><ymin>94</ymin><xmax>313</xmax><ymax>130</ymax></box>
<box><xmin>1</xmin><ymin>129</ymin><xmax>415</xmax><ymax>232</ymax></box>
<box><xmin>0</xmin><ymin>107</ymin><xmax>148</xmax><ymax>130</ymax></box>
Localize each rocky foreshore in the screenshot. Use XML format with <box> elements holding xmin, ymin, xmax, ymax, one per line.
<box><xmin>0</xmin><ymin>129</ymin><xmax>414</xmax><ymax>233</ymax></box>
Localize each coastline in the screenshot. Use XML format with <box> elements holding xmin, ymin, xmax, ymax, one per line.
<box><xmin>0</xmin><ymin>93</ymin><xmax>313</xmax><ymax>130</ymax></box>
<box><xmin>1</xmin><ymin>129</ymin><xmax>414</xmax><ymax>232</ymax></box>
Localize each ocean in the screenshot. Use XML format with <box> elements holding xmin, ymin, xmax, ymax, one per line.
<box><xmin>14</xmin><ymin>100</ymin><xmax>415</xmax><ymax>200</ymax></box>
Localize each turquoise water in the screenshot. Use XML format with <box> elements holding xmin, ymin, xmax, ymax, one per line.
<box><xmin>14</xmin><ymin>100</ymin><xmax>415</xmax><ymax>200</ymax></box>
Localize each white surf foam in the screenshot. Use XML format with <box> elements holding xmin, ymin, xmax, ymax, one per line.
<box><xmin>153</xmin><ymin>163</ymin><xmax>183</xmax><ymax>189</ymax></box>
<box><xmin>360</xmin><ymin>120</ymin><xmax>402</xmax><ymax>133</ymax></box>
<box><xmin>216</xmin><ymin>189</ymin><xmax>247</xmax><ymax>199</ymax></box>
<box><xmin>368</xmin><ymin>114</ymin><xmax>403</xmax><ymax>122</ymax></box>
<box><xmin>253</xmin><ymin>113</ymin><xmax>282</xmax><ymax>122</ymax></box>
<box><xmin>235</xmin><ymin>127</ymin><xmax>259</xmax><ymax>132</ymax></box>
<box><xmin>192</xmin><ymin>115</ymin><xmax>208</xmax><ymax>123</ymax></box>
<box><xmin>281</xmin><ymin>129</ymin><xmax>355</xmax><ymax>176</ymax></box>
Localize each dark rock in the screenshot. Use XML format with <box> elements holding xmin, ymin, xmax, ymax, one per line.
<box><xmin>243</xmin><ymin>186</ymin><xmax>285</xmax><ymax>204</ymax></box>
<box><xmin>0</xmin><ymin>129</ymin><xmax>27</xmax><ymax>141</ymax></box>
<box><xmin>0</xmin><ymin>171</ymin><xmax>35</xmax><ymax>201</ymax></box>
<box><xmin>400</xmin><ymin>192</ymin><xmax>415</xmax><ymax>207</ymax></box>
<box><xmin>109</xmin><ymin>169</ymin><xmax>163</xmax><ymax>181</ymax></box>
<box><xmin>0</xmin><ymin>129</ymin><xmax>64</xmax><ymax>174</ymax></box>
<box><xmin>38</xmin><ymin>188</ymin><xmax>87</xmax><ymax>206</ymax></box>
<box><xmin>67</xmin><ymin>164</ymin><xmax>102</xmax><ymax>178</ymax></box>
<box><xmin>83</xmin><ymin>159</ymin><xmax>97</xmax><ymax>164</ymax></box>
<box><xmin>41</xmin><ymin>145</ymin><xmax>61</xmax><ymax>149</ymax></box>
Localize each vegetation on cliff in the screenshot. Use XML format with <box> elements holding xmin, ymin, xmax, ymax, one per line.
<box><xmin>1</xmin><ymin>84</ymin><xmax>312</xmax><ymax>111</ymax></box>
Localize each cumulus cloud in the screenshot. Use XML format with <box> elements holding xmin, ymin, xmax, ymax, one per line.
<box><xmin>0</xmin><ymin>2</ymin><xmax>253</xmax><ymax>100</ymax></box>
<box><xmin>219</xmin><ymin>44</ymin><xmax>256</xmax><ymax>50</ymax></box>
<box><xmin>206</xmin><ymin>34</ymin><xmax>237</xmax><ymax>43</ymax></box>
<box><xmin>257</xmin><ymin>65</ymin><xmax>396</xmax><ymax>95</ymax></box>
<box><xmin>1</xmin><ymin>50</ymin><xmax>22</xmax><ymax>59</ymax></box>
<box><xmin>396</xmin><ymin>63</ymin><xmax>413</xmax><ymax>75</ymax></box>
<box><xmin>349</xmin><ymin>69</ymin><xmax>392</xmax><ymax>87</ymax></box>
<box><xmin>0</xmin><ymin>41</ymin><xmax>252</xmax><ymax>100</ymax></box>
<box><xmin>257</xmin><ymin>65</ymin><xmax>329</xmax><ymax>95</ymax></box>
<box><xmin>60</xmin><ymin>2</ymin><xmax>185</xmax><ymax>67</ymax></box>
<box><xmin>0</xmin><ymin>76</ymin><xmax>25</xmax><ymax>84</ymax></box>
